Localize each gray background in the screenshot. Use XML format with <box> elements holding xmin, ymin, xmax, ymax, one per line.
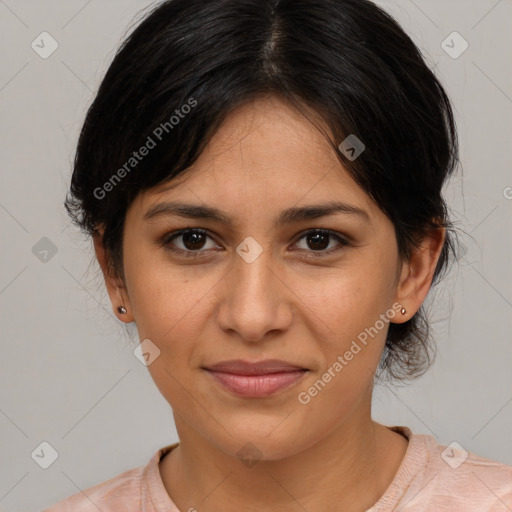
<box><xmin>0</xmin><ymin>0</ymin><xmax>511</xmax><ymax>511</ymax></box>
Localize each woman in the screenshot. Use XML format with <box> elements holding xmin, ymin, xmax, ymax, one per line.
<box><xmin>46</xmin><ymin>0</ymin><xmax>512</xmax><ymax>510</ymax></box>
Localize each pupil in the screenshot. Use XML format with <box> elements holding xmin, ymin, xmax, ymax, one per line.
<box><xmin>308</xmin><ymin>232</ymin><xmax>328</xmax><ymax>250</ymax></box>
<box><xmin>184</xmin><ymin>231</ymin><xmax>205</xmax><ymax>250</ymax></box>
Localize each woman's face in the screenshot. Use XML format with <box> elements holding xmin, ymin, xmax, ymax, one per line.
<box><xmin>119</xmin><ymin>95</ymin><xmax>407</xmax><ymax>459</ymax></box>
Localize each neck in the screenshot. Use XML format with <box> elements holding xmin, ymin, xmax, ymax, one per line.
<box><xmin>159</xmin><ymin>404</ymin><xmax>408</xmax><ymax>512</ymax></box>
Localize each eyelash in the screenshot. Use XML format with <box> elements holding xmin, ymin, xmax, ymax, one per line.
<box><xmin>160</xmin><ymin>228</ymin><xmax>349</xmax><ymax>259</ymax></box>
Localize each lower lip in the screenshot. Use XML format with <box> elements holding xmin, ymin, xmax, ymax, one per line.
<box><xmin>205</xmin><ymin>370</ymin><xmax>307</xmax><ymax>397</ymax></box>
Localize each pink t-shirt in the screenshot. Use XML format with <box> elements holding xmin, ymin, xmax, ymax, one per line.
<box><xmin>43</xmin><ymin>426</ymin><xmax>512</xmax><ymax>511</ymax></box>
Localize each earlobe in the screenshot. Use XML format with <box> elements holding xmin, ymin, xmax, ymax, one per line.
<box><xmin>392</xmin><ymin>227</ymin><xmax>445</xmax><ymax>324</ymax></box>
<box><xmin>92</xmin><ymin>228</ymin><xmax>135</xmax><ymax>323</ymax></box>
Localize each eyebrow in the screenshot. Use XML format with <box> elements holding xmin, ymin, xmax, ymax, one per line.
<box><xmin>144</xmin><ymin>201</ymin><xmax>370</xmax><ymax>228</ymax></box>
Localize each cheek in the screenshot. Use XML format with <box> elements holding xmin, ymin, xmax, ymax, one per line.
<box><xmin>294</xmin><ymin>281</ymin><xmax>392</xmax><ymax>428</ymax></box>
<box><xmin>124</xmin><ymin>247</ymin><xmax>214</xmax><ymax>342</ymax></box>
<box><xmin>123</xmin><ymin>252</ymin><xmax>221</xmax><ymax>401</ymax></box>
<box><xmin>292</xmin><ymin>259</ymin><xmax>395</xmax><ymax>339</ymax></box>
<box><xmin>291</xmin><ymin>256</ymin><xmax>397</xmax><ymax>405</ymax></box>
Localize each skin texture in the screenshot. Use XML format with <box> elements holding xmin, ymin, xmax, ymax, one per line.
<box><xmin>94</xmin><ymin>95</ymin><xmax>445</xmax><ymax>512</ymax></box>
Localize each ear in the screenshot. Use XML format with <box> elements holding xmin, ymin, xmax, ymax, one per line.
<box><xmin>392</xmin><ymin>227</ymin><xmax>446</xmax><ymax>323</ymax></box>
<box><xmin>93</xmin><ymin>227</ymin><xmax>135</xmax><ymax>323</ymax></box>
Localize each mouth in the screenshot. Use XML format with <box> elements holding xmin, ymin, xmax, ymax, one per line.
<box><xmin>202</xmin><ymin>359</ymin><xmax>309</xmax><ymax>398</ymax></box>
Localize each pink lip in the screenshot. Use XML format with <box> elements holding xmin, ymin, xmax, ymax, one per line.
<box><xmin>203</xmin><ymin>359</ymin><xmax>308</xmax><ymax>398</ymax></box>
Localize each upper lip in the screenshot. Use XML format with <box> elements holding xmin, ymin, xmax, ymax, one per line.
<box><xmin>203</xmin><ymin>359</ymin><xmax>308</xmax><ymax>375</ymax></box>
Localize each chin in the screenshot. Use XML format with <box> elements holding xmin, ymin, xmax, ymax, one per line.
<box><xmin>204</xmin><ymin>418</ymin><xmax>319</xmax><ymax>463</ymax></box>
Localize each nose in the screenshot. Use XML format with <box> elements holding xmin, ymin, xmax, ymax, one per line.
<box><xmin>216</xmin><ymin>243</ymin><xmax>293</xmax><ymax>343</ymax></box>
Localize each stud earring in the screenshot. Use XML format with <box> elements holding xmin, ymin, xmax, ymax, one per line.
<box><xmin>117</xmin><ymin>306</ymin><xmax>127</xmax><ymax>314</ymax></box>
<box><xmin>400</xmin><ymin>306</ymin><xmax>406</xmax><ymax>315</ymax></box>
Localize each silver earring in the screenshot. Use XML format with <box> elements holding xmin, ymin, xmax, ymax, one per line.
<box><xmin>117</xmin><ymin>306</ymin><xmax>127</xmax><ymax>314</ymax></box>
<box><xmin>400</xmin><ymin>307</ymin><xmax>406</xmax><ymax>315</ymax></box>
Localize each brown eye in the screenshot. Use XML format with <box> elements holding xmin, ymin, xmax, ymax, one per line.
<box><xmin>181</xmin><ymin>231</ymin><xmax>207</xmax><ymax>250</ymax></box>
<box><xmin>162</xmin><ymin>228</ymin><xmax>220</xmax><ymax>255</ymax></box>
<box><xmin>294</xmin><ymin>229</ymin><xmax>348</xmax><ymax>255</ymax></box>
<box><xmin>306</xmin><ymin>231</ymin><xmax>330</xmax><ymax>250</ymax></box>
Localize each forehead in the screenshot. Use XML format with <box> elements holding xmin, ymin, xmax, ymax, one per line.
<box><xmin>131</xmin><ymin>95</ymin><xmax>380</xmax><ymax>221</ymax></box>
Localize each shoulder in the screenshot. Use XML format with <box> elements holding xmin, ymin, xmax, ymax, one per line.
<box><xmin>42</xmin><ymin>465</ymin><xmax>145</xmax><ymax>512</ymax></box>
<box><xmin>42</xmin><ymin>443</ymin><xmax>178</xmax><ymax>512</ymax></box>
<box><xmin>399</xmin><ymin>427</ymin><xmax>512</xmax><ymax>511</ymax></box>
